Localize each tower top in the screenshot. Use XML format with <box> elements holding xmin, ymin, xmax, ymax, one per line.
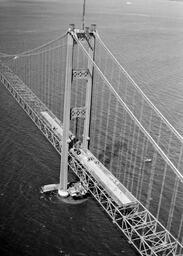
<box><xmin>82</xmin><ymin>0</ymin><xmax>86</xmax><ymax>30</ymax></box>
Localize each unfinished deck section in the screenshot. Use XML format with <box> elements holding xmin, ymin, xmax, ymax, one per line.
<box><xmin>70</xmin><ymin>148</ymin><xmax>136</xmax><ymax>207</ymax></box>
<box><xmin>0</xmin><ymin>63</ymin><xmax>62</xmax><ymax>153</ymax></box>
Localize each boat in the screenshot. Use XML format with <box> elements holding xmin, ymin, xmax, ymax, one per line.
<box><xmin>144</xmin><ymin>158</ymin><xmax>152</xmax><ymax>163</ymax></box>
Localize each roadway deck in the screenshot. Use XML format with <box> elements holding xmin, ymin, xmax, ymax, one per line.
<box><xmin>71</xmin><ymin>148</ymin><xmax>137</xmax><ymax>207</ymax></box>
<box><xmin>0</xmin><ymin>62</ymin><xmax>58</xmax><ymax>133</ymax></box>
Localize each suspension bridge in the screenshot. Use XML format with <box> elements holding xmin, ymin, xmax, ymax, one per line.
<box><xmin>0</xmin><ymin>24</ymin><xmax>183</xmax><ymax>256</ymax></box>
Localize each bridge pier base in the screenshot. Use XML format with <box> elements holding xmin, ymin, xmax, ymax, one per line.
<box><xmin>58</xmin><ymin>189</ymin><xmax>69</xmax><ymax>198</ymax></box>
<box><xmin>41</xmin><ymin>184</ymin><xmax>69</xmax><ymax>197</ymax></box>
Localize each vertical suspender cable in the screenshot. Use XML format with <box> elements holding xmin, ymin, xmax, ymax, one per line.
<box><xmin>109</xmin><ymin>70</ymin><xmax>121</xmax><ymax>172</ymax></box>
<box><xmin>130</xmin><ymin>97</ymin><xmax>145</xmax><ymax>194</ymax></box>
<box><xmin>167</xmin><ymin>146</ymin><xmax>183</xmax><ymax>231</ymax></box>
<box><xmin>156</xmin><ymin>133</ymin><xmax>173</xmax><ymax>221</ymax></box>
<box><xmin>103</xmin><ymin>60</ymin><xmax>115</xmax><ymax>165</ymax></box>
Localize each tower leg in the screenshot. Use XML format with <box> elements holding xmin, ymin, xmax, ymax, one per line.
<box><xmin>58</xmin><ymin>27</ymin><xmax>74</xmax><ymax>197</ymax></box>
<box><xmin>83</xmin><ymin>33</ymin><xmax>95</xmax><ymax>149</ymax></box>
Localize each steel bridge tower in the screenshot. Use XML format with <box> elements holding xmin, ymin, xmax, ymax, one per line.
<box><xmin>58</xmin><ymin>24</ymin><xmax>96</xmax><ymax>197</ymax></box>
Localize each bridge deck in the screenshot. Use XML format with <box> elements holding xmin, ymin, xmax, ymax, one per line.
<box><xmin>71</xmin><ymin>148</ymin><xmax>136</xmax><ymax>206</ymax></box>
<box><xmin>0</xmin><ymin>63</ymin><xmax>53</xmax><ymax>124</ymax></box>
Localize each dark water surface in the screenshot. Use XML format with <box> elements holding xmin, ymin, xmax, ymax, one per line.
<box><xmin>0</xmin><ymin>0</ymin><xmax>183</xmax><ymax>255</ymax></box>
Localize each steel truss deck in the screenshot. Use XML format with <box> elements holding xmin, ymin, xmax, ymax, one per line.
<box><xmin>0</xmin><ymin>64</ymin><xmax>182</xmax><ymax>256</ymax></box>
<box><xmin>0</xmin><ymin>63</ymin><xmax>62</xmax><ymax>154</ymax></box>
<box><xmin>68</xmin><ymin>151</ymin><xmax>182</xmax><ymax>256</ymax></box>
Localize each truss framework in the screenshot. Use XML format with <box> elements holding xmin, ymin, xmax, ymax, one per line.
<box><xmin>68</xmin><ymin>151</ymin><xmax>181</xmax><ymax>256</ymax></box>
<box><xmin>72</xmin><ymin>69</ymin><xmax>89</xmax><ymax>80</ymax></box>
<box><xmin>70</xmin><ymin>107</ymin><xmax>86</xmax><ymax>120</ymax></box>
<box><xmin>0</xmin><ymin>64</ymin><xmax>62</xmax><ymax>155</ymax></box>
<box><xmin>0</xmin><ymin>65</ymin><xmax>182</xmax><ymax>256</ymax></box>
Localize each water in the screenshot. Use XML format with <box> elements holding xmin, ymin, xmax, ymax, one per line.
<box><xmin>0</xmin><ymin>0</ymin><xmax>183</xmax><ymax>255</ymax></box>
